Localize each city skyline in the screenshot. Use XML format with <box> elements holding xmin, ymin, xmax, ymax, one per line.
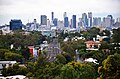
<box><xmin>0</xmin><ymin>0</ymin><xmax>120</xmax><ymax>25</ymax></box>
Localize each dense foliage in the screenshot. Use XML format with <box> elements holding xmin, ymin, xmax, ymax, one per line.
<box><xmin>1</xmin><ymin>27</ymin><xmax>120</xmax><ymax>79</ymax></box>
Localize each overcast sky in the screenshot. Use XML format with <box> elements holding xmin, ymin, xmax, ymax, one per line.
<box><xmin>0</xmin><ymin>0</ymin><xmax>120</xmax><ymax>25</ymax></box>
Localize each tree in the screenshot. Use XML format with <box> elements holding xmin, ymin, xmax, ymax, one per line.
<box><xmin>4</xmin><ymin>52</ymin><xmax>23</xmax><ymax>62</ymax></box>
<box><xmin>0</xmin><ymin>49</ymin><xmax>10</xmax><ymax>60</ymax></box>
<box><xmin>59</xmin><ymin>61</ymin><xmax>97</xmax><ymax>79</ymax></box>
<box><xmin>2</xmin><ymin>63</ymin><xmax>28</xmax><ymax>76</ymax></box>
<box><xmin>112</xmin><ymin>28</ymin><xmax>120</xmax><ymax>43</ymax></box>
<box><xmin>100</xmin><ymin>30</ymin><xmax>111</xmax><ymax>36</ymax></box>
<box><xmin>98</xmin><ymin>53</ymin><xmax>120</xmax><ymax>79</ymax></box>
<box><xmin>56</xmin><ymin>54</ymin><xmax>67</xmax><ymax>64</ymax></box>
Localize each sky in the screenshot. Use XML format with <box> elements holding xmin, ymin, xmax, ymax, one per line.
<box><xmin>0</xmin><ymin>0</ymin><xmax>120</xmax><ymax>25</ymax></box>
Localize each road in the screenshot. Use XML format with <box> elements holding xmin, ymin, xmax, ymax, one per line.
<box><xmin>47</xmin><ymin>38</ymin><xmax>62</xmax><ymax>62</ymax></box>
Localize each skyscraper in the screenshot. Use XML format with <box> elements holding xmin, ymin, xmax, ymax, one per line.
<box><xmin>40</xmin><ymin>15</ymin><xmax>47</xmax><ymax>25</ymax></box>
<box><xmin>88</xmin><ymin>12</ymin><xmax>92</xmax><ymax>27</ymax></box>
<box><xmin>63</xmin><ymin>12</ymin><xmax>67</xmax><ymax>18</ymax></box>
<box><xmin>64</xmin><ymin>12</ymin><xmax>68</xmax><ymax>27</ymax></box>
<box><xmin>72</xmin><ymin>15</ymin><xmax>76</xmax><ymax>28</ymax></box>
<box><xmin>64</xmin><ymin>17</ymin><xmax>69</xmax><ymax>27</ymax></box>
<box><xmin>82</xmin><ymin>13</ymin><xmax>88</xmax><ymax>27</ymax></box>
<box><xmin>103</xmin><ymin>17</ymin><xmax>111</xmax><ymax>27</ymax></box>
<box><xmin>93</xmin><ymin>17</ymin><xmax>101</xmax><ymax>26</ymax></box>
<box><xmin>107</xmin><ymin>15</ymin><xmax>113</xmax><ymax>27</ymax></box>
<box><xmin>10</xmin><ymin>19</ymin><xmax>22</xmax><ymax>30</ymax></box>
<box><xmin>53</xmin><ymin>18</ymin><xmax>58</xmax><ymax>26</ymax></box>
<box><xmin>51</xmin><ymin>12</ymin><xmax>54</xmax><ymax>21</ymax></box>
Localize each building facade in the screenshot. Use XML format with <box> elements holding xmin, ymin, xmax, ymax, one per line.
<box><xmin>40</xmin><ymin>15</ymin><xmax>47</xmax><ymax>25</ymax></box>
<box><xmin>72</xmin><ymin>15</ymin><xmax>76</xmax><ymax>28</ymax></box>
<box><xmin>10</xmin><ymin>19</ymin><xmax>22</xmax><ymax>30</ymax></box>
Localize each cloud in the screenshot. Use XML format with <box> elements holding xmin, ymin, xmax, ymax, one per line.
<box><xmin>0</xmin><ymin>0</ymin><xmax>120</xmax><ymax>25</ymax></box>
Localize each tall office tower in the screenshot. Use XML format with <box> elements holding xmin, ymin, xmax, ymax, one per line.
<box><xmin>10</xmin><ymin>19</ymin><xmax>22</xmax><ymax>30</ymax></box>
<box><xmin>53</xmin><ymin>18</ymin><xmax>58</xmax><ymax>26</ymax></box>
<box><xmin>63</xmin><ymin>12</ymin><xmax>68</xmax><ymax>27</ymax></box>
<box><xmin>88</xmin><ymin>12</ymin><xmax>92</xmax><ymax>27</ymax></box>
<box><xmin>70</xmin><ymin>19</ymin><xmax>72</xmax><ymax>28</ymax></box>
<box><xmin>58</xmin><ymin>20</ymin><xmax>64</xmax><ymax>29</ymax></box>
<box><xmin>82</xmin><ymin>13</ymin><xmax>88</xmax><ymax>27</ymax></box>
<box><xmin>64</xmin><ymin>17</ymin><xmax>69</xmax><ymax>27</ymax></box>
<box><xmin>63</xmin><ymin>12</ymin><xmax>67</xmax><ymax>18</ymax></box>
<box><xmin>51</xmin><ymin>12</ymin><xmax>54</xmax><ymax>21</ymax></box>
<box><xmin>93</xmin><ymin>17</ymin><xmax>101</xmax><ymax>26</ymax></box>
<box><xmin>72</xmin><ymin>15</ymin><xmax>76</xmax><ymax>28</ymax></box>
<box><xmin>47</xmin><ymin>19</ymin><xmax>50</xmax><ymax>28</ymax></box>
<box><xmin>107</xmin><ymin>15</ymin><xmax>114</xmax><ymax>27</ymax></box>
<box><xmin>40</xmin><ymin>15</ymin><xmax>47</xmax><ymax>25</ymax></box>
<box><xmin>33</xmin><ymin>19</ymin><xmax>37</xmax><ymax>30</ymax></box>
<box><xmin>78</xmin><ymin>18</ymin><xmax>83</xmax><ymax>26</ymax></box>
<box><xmin>103</xmin><ymin>17</ymin><xmax>111</xmax><ymax>27</ymax></box>
<box><xmin>116</xmin><ymin>18</ymin><xmax>120</xmax><ymax>22</ymax></box>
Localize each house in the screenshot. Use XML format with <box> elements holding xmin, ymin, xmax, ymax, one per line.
<box><xmin>0</xmin><ymin>61</ymin><xmax>17</xmax><ymax>75</ymax></box>
<box><xmin>85</xmin><ymin>40</ymin><xmax>101</xmax><ymax>50</ymax></box>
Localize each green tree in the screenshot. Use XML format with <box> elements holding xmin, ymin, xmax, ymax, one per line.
<box><xmin>98</xmin><ymin>53</ymin><xmax>120</xmax><ymax>79</ymax></box>
<box><xmin>112</xmin><ymin>28</ymin><xmax>120</xmax><ymax>43</ymax></box>
<box><xmin>4</xmin><ymin>52</ymin><xmax>23</xmax><ymax>62</ymax></box>
<box><xmin>59</xmin><ymin>61</ymin><xmax>97</xmax><ymax>79</ymax></box>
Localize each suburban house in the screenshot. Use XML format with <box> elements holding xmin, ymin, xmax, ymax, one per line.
<box><xmin>85</xmin><ymin>40</ymin><xmax>101</xmax><ymax>50</ymax></box>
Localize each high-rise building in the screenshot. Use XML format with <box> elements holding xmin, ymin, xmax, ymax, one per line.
<box><xmin>72</xmin><ymin>15</ymin><xmax>76</xmax><ymax>28</ymax></box>
<box><xmin>64</xmin><ymin>17</ymin><xmax>69</xmax><ymax>27</ymax></box>
<box><xmin>51</xmin><ymin>12</ymin><xmax>54</xmax><ymax>21</ymax></box>
<box><xmin>78</xmin><ymin>18</ymin><xmax>83</xmax><ymax>26</ymax></box>
<box><xmin>103</xmin><ymin>17</ymin><xmax>111</xmax><ymax>27</ymax></box>
<box><xmin>40</xmin><ymin>15</ymin><xmax>47</xmax><ymax>25</ymax></box>
<box><xmin>63</xmin><ymin>12</ymin><xmax>67</xmax><ymax>18</ymax></box>
<box><xmin>10</xmin><ymin>19</ymin><xmax>22</xmax><ymax>30</ymax></box>
<box><xmin>88</xmin><ymin>12</ymin><xmax>92</xmax><ymax>27</ymax></box>
<box><xmin>93</xmin><ymin>17</ymin><xmax>101</xmax><ymax>26</ymax></box>
<box><xmin>53</xmin><ymin>18</ymin><xmax>58</xmax><ymax>26</ymax></box>
<box><xmin>107</xmin><ymin>15</ymin><xmax>114</xmax><ymax>27</ymax></box>
<box><xmin>82</xmin><ymin>13</ymin><xmax>88</xmax><ymax>27</ymax></box>
<box><xmin>116</xmin><ymin>18</ymin><xmax>120</xmax><ymax>22</ymax></box>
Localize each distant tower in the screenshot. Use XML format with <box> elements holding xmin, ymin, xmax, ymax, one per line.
<box><xmin>40</xmin><ymin>15</ymin><xmax>47</xmax><ymax>25</ymax></box>
<box><xmin>82</xmin><ymin>13</ymin><xmax>88</xmax><ymax>27</ymax></box>
<box><xmin>63</xmin><ymin>12</ymin><xmax>67</xmax><ymax>18</ymax></box>
<box><xmin>64</xmin><ymin>17</ymin><xmax>69</xmax><ymax>27</ymax></box>
<box><xmin>72</xmin><ymin>15</ymin><xmax>76</xmax><ymax>28</ymax></box>
<box><xmin>33</xmin><ymin>19</ymin><xmax>37</xmax><ymax>30</ymax></box>
<box><xmin>64</xmin><ymin>12</ymin><xmax>68</xmax><ymax>27</ymax></box>
<box><xmin>53</xmin><ymin>18</ymin><xmax>58</xmax><ymax>26</ymax></box>
<box><xmin>88</xmin><ymin>12</ymin><xmax>92</xmax><ymax>27</ymax></box>
<box><xmin>10</xmin><ymin>19</ymin><xmax>22</xmax><ymax>30</ymax></box>
<box><xmin>107</xmin><ymin>15</ymin><xmax>113</xmax><ymax>27</ymax></box>
<box><xmin>51</xmin><ymin>12</ymin><xmax>54</xmax><ymax>21</ymax></box>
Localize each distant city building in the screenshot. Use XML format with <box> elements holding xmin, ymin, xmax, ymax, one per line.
<box><xmin>10</xmin><ymin>19</ymin><xmax>22</xmax><ymax>30</ymax></box>
<box><xmin>78</xmin><ymin>18</ymin><xmax>83</xmax><ymax>26</ymax></box>
<box><xmin>64</xmin><ymin>17</ymin><xmax>69</xmax><ymax>27</ymax></box>
<box><xmin>72</xmin><ymin>15</ymin><xmax>76</xmax><ymax>28</ymax></box>
<box><xmin>53</xmin><ymin>18</ymin><xmax>58</xmax><ymax>26</ymax></box>
<box><xmin>58</xmin><ymin>20</ymin><xmax>64</xmax><ymax>29</ymax></box>
<box><xmin>82</xmin><ymin>13</ymin><xmax>88</xmax><ymax>27</ymax></box>
<box><xmin>93</xmin><ymin>17</ymin><xmax>101</xmax><ymax>26</ymax></box>
<box><xmin>51</xmin><ymin>12</ymin><xmax>54</xmax><ymax>21</ymax></box>
<box><xmin>103</xmin><ymin>17</ymin><xmax>111</xmax><ymax>27</ymax></box>
<box><xmin>88</xmin><ymin>12</ymin><xmax>92</xmax><ymax>27</ymax></box>
<box><xmin>116</xmin><ymin>18</ymin><xmax>120</xmax><ymax>22</ymax></box>
<box><xmin>47</xmin><ymin>19</ymin><xmax>50</xmax><ymax>28</ymax></box>
<box><xmin>63</xmin><ymin>12</ymin><xmax>67</xmax><ymax>18</ymax></box>
<box><xmin>26</xmin><ymin>19</ymin><xmax>39</xmax><ymax>31</ymax></box>
<box><xmin>40</xmin><ymin>15</ymin><xmax>47</xmax><ymax>25</ymax></box>
<box><xmin>107</xmin><ymin>15</ymin><xmax>114</xmax><ymax>27</ymax></box>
